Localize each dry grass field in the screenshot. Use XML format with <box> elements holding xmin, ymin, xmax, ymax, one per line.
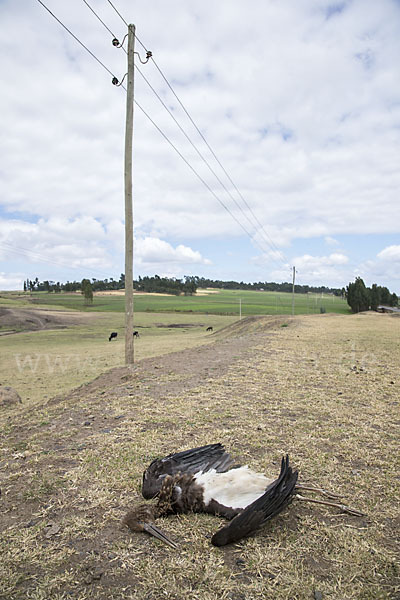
<box><xmin>0</xmin><ymin>309</ymin><xmax>235</xmax><ymax>407</ymax></box>
<box><xmin>0</xmin><ymin>312</ymin><xmax>399</xmax><ymax>600</ymax></box>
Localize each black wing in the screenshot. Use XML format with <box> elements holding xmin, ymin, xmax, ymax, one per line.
<box><xmin>142</xmin><ymin>443</ymin><xmax>234</xmax><ymax>499</ymax></box>
<box><xmin>211</xmin><ymin>455</ymin><xmax>298</xmax><ymax>546</ymax></box>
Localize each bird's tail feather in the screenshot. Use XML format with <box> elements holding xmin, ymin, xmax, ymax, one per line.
<box><xmin>211</xmin><ymin>455</ymin><xmax>298</xmax><ymax>546</ymax></box>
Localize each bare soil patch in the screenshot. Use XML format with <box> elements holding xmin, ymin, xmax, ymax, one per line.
<box><xmin>0</xmin><ymin>314</ymin><xmax>399</xmax><ymax>600</ymax></box>
<box><xmin>155</xmin><ymin>323</ymin><xmax>205</xmax><ymax>328</ymax></box>
<box><xmin>0</xmin><ymin>307</ymin><xmax>93</xmax><ymax>335</ymax></box>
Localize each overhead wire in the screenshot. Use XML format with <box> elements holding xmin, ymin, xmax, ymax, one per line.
<box><xmin>82</xmin><ymin>0</ymin><xmax>284</xmax><ymax>262</ymax></box>
<box><xmin>103</xmin><ymin>0</ymin><xmax>289</xmax><ymax>267</ymax></box>
<box><xmin>36</xmin><ymin>0</ymin><xmax>116</xmax><ymax>80</ymax></box>
<box><xmin>132</xmin><ymin>99</ymin><xmax>265</xmax><ymax>245</ymax></box>
<box><xmin>106</xmin><ymin>0</ymin><xmax>128</xmax><ymax>27</ymax></box>
<box><xmin>0</xmin><ymin>241</ymin><xmax>109</xmax><ymax>278</ymax></box>
<box><xmin>37</xmin><ymin>0</ymin><xmax>288</xmax><ymax>271</ymax></box>
<box><xmin>82</xmin><ymin>0</ymin><xmax>116</xmax><ymax>38</ymax></box>
<box><xmin>147</xmin><ymin>48</ymin><xmax>288</xmax><ymax>264</ymax></box>
<box><xmin>37</xmin><ymin>0</ymin><xmax>274</xmax><ymax>259</ymax></box>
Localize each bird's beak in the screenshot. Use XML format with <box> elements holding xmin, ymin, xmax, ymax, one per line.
<box><xmin>142</xmin><ymin>522</ymin><xmax>178</xmax><ymax>549</ymax></box>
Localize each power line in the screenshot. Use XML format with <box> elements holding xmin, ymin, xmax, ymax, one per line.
<box><xmin>37</xmin><ymin>0</ymin><xmax>270</xmax><ymax>256</ymax></box>
<box><xmin>104</xmin><ymin>0</ymin><xmax>288</xmax><ymax>265</ymax></box>
<box><xmin>148</xmin><ymin>55</ymin><xmax>288</xmax><ymax>263</ymax></box>
<box><xmin>134</xmin><ymin>66</ymin><xmax>287</xmax><ymax>260</ymax></box>
<box><xmin>136</xmin><ymin>40</ymin><xmax>287</xmax><ymax>263</ymax></box>
<box><xmin>0</xmin><ymin>241</ymin><xmax>109</xmax><ymax>278</ymax></box>
<box><xmin>82</xmin><ymin>0</ymin><xmax>116</xmax><ymax>38</ymax></box>
<box><xmin>35</xmin><ymin>0</ymin><xmax>116</xmax><ymax>80</ymax></box>
<box><xmin>36</xmin><ymin>0</ymin><xmax>286</xmax><ymax>268</ymax></box>
<box><xmin>106</xmin><ymin>0</ymin><xmax>128</xmax><ymax>27</ymax></box>
<box><xmin>83</xmin><ymin>0</ymin><xmax>288</xmax><ymax>267</ymax></box>
<box><xmin>147</xmin><ymin>57</ymin><xmax>288</xmax><ymax>264</ymax></box>
<box><xmin>81</xmin><ymin>1</ymin><xmax>265</xmax><ymax>246</ymax></box>
<box><xmin>132</xmin><ymin>98</ymin><xmax>264</xmax><ymax>246</ymax></box>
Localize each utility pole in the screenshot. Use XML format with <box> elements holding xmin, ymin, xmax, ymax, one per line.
<box><xmin>124</xmin><ymin>24</ymin><xmax>135</xmax><ymax>366</ymax></box>
<box><xmin>291</xmin><ymin>266</ymin><xmax>296</xmax><ymax>316</ymax></box>
<box><xmin>112</xmin><ymin>26</ymin><xmax>151</xmax><ymax>366</ymax></box>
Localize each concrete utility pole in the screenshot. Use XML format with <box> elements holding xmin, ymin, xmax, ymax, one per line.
<box><xmin>291</xmin><ymin>266</ymin><xmax>296</xmax><ymax>316</ymax></box>
<box><xmin>124</xmin><ymin>24</ymin><xmax>135</xmax><ymax>366</ymax></box>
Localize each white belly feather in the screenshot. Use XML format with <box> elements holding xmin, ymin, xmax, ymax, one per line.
<box><xmin>194</xmin><ymin>466</ymin><xmax>274</xmax><ymax>510</ymax></box>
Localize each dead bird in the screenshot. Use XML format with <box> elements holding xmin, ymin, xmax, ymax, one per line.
<box><xmin>123</xmin><ymin>443</ymin><xmax>364</xmax><ymax>548</ymax></box>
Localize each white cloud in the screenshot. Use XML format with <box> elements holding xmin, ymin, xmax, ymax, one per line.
<box><xmin>326</xmin><ymin>253</ymin><xmax>349</xmax><ymax>265</ymax></box>
<box><xmin>0</xmin><ymin>272</ymin><xmax>25</xmax><ymax>291</ymax></box>
<box><xmin>359</xmin><ymin>245</ymin><xmax>400</xmax><ymax>291</ymax></box>
<box><xmin>0</xmin><ymin>217</ymin><xmax>110</xmax><ymax>270</ymax></box>
<box><xmin>0</xmin><ymin>0</ymin><xmax>399</xmax><ymax>288</ymax></box>
<box><xmin>136</xmin><ymin>236</ymin><xmax>211</xmax><ymax>267</ymax></box>
<box><xmin>269</xmin><ymin>252</ymin><xmax>350</xmax><ymax>287</ymax></box>
<box><xmin>377</xmin><ymin>245</ymin><xmax>400</xmax><ymax>261</ymax></box>
<box><xmin>293</xmin><ymin>253</ymin><xmax>349</xmax><ymax>271</ymax></box>
<box><xmin>325</xmin><ymin>236</ymin><xmax>339</xmax><ymax>246</ymax></box>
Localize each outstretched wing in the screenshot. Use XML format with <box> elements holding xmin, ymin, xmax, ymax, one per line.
<box><xmin>211</xmin><ymin>455</ymin><xmax>298</xmax><ymax>546</ymax></box>
<box><xmin>142</xmin><ymin>443</ymin><xmax>234</xmax><ymax>499</ymax></box>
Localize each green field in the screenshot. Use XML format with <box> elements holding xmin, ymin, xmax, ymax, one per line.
<box><xmin>10</xmin><ymin>288</ymin><xmax>350</xmax><ymax>315</ymax></box>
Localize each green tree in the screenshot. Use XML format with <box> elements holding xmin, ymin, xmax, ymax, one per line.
<box><xmin>81</xmin><ymin>279</ymin><xmax>93</xmax><ymax>305</ymax></box>
<box><xmin>346</xmin><ymin>277</ymin><xmax>370</xmax><ymax>313</ymax></box>
<box><xmin>380</xmin><ymin>286</ymin><xmax>391</xmax><ymax>305</ymax></box>
<box><xmin>369</xmin><ymin>284</ymin><xmax>380</xmax><ymax>311</ymax></box>
<box><xmin>183</xmin><ymin>275</ymin><xmax>197</xmax><ymax>296</ymax></box>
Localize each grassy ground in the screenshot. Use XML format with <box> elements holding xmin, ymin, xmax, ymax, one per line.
<box><xmin>0</xmin><ymin>312</ymin><xmax>399</xmax><ymax>599</ymax></box>
<box><xmin>0</xmin><ymin>311</ymin><xmax>235</xmax><ymax>406</ymax></box>
<box><xmin>6</xmin><ymin>289</ymin><xmax>350</xmax><ymax>316</ymax></box>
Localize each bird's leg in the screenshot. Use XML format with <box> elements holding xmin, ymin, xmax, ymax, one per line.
<box><xmin>295</xmin><ymin>494</ymin><xmax>365</xmax><ymax>517</ymax></box>
<box><xmin>295</xmin><ymin>484</ymin><xmax>342</xmax><ymax>500</ymax></box>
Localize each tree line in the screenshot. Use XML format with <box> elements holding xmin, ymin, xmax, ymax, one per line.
<box><xmin>24</xmin><ymin>275</ymin><xmax>398</xmax><ymax>313</ymax></box>
<box><xmin>23</xmin><ymin>274</ymin><xmax>196</xmax><ymax>296</ymax></box>
<box><xmin>191</xmin><ymin>276</ymin><xmax>344</xmax><ymax>295</ymax></box>
<box><xmin>24</xmin><ymin>275</ymin><xmax>125</xmax><ymax>294</ymax></box>
<box><xmin>23</xmin><ymin>275</ymin><xmax>343</xmax><ymax>296</ymax></box>
<box><xmin>346</xmin><ymin>277</ymin><xmax>398</xmax><ymax>313</ymax></box>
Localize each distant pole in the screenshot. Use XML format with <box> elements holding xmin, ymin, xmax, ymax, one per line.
<box><xmin>124</xmin><ymin>24</ymin><xmax>135</xmax><ymax>366</ymax></box>
<box><xmin>291</xmin><ymin>266</ymin><xmax>296</xmax><ymax>316</ymax></box>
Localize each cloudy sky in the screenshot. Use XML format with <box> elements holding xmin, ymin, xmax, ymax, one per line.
<box><xmin>1</xmin><ymin>0</ymin><xmax>400</xmax><ymax>292</ymax></box>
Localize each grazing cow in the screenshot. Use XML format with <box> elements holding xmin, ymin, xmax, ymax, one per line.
<box><xmin>206</xmin><ymin>326</ymin><xmax>213</xmax><ymax>332</ymax></box>
<box><xmin>109</xmin><ymin>332</ymin><xmax>118</xmax><ymax>341</ymax></box>
<box><xmin>133</xmin><ymin>331</ymin><xmax>140</xmax><ymax>338</ymax></box>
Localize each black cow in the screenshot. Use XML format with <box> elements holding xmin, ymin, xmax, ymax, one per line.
<box><xmin>133</xmin><ymin>331</ymin><xmax>140</xmax><ymax>338</ymax></box>
<box><xmin>109</xmin><ymin>332</ymin><xmax>118</xmax><ymax>341</ymax></box>
<box><xmin>206</xmin><ymin>326</ymin><xmax>213</xmax><ymax>332</ymax></box>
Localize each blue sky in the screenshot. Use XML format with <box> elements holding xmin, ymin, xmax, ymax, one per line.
<box><xmin>0</xmin><ymin>0</ymin><xmax>400</xmax><ymax>292</ymax></box>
